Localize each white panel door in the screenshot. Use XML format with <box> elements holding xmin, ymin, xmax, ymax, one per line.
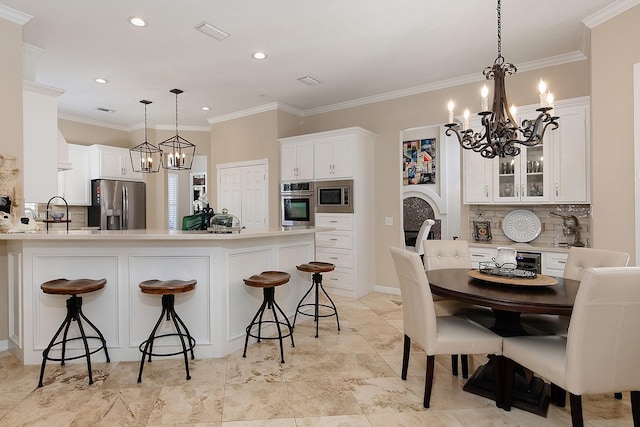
<box><xmin>241</xmin><ymin>164</ymin><xmax>268</xmax><ymax>231</ymax></box>
<box><xmin>217</xmin><ymin>168</ymin><xmax>242</xmax><ymax>220</ymax></box>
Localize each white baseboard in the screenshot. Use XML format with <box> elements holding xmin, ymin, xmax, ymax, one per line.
<box><xmin>0</xmin><ymin>340</ymin><xmax>8</xmax><ymax>352</ymax></box>
<box><xmin>374</xmin><ymin>285</ymin><xmax>400</xmax><ymax>295</ymax></box>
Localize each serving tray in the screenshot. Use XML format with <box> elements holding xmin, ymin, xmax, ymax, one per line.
<box><xmin>468</xmin><ymin>270</ymin><xmax>558</xmax><ymax>287</ymax></box>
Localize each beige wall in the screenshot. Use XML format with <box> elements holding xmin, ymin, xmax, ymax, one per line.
<box><xmin>590</xmin><ymin>4</ymin><xmax>640</xmax><ymax>263</ymax></box>
<box><xmin>0</xmin><ymin>16</ymin><xmax>24</xmax><ymax>344</ymax></box>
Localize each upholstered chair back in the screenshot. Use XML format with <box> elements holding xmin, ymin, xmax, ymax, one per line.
<box><xmin>423</xmin><ymin>240</ymin><xmax>472</xmax><ymax>271</ymax></box>
<box><xmin>563</xmin><ymin>247</ymin><xmax>630</xmax><ymax>281</ymax></box>
<box><xmin>390</xmin><ymin>247</ymin><xmax>438</xmax><ymax>351</ymax></box>
<box><xmin>565</xmin><ymin>267</ymin><xmax>640</xmax><ymax>395</ymax></box>
<box><xmin>407</xmin><ymin>219</ymin><xmax>435</xmax><ymax>256</ymax></box>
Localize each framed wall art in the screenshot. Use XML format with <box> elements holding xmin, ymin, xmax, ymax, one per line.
<box><xmin>473</xmin><ymin>220</ymin><xmax>492</xmax><ymax>241</ymax></box>
<box><xmin>402</xmin><ymin>138</ymin><xmax>436</xmax><ymax>185</ymax></box>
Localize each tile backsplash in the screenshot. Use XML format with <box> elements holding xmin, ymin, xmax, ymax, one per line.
<box><xmin>467</xmin><ymin>204</ymin><xmax>591</xmax><ymax>248</ymax></box>
<box><xmin>35</xmin><ymin>204</ymin><xmax>88</xmax><ymax>230</ymax></box>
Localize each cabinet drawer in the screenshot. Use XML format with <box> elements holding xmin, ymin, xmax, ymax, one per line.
<box><xmin>315</xmin><ymin>214</ymin><xmax>353</xmax><ymax>230</ymax></box>
<box><xmin>544</xmin><ymin>252</ymin><xmax>568</xmax><ymax>271</ymax></box>
<box><xmin>321</xmin><ymin>267</ymin><xmax>353</xmax><ymax>291</ymax></box>
<box><xmin>315</xmin><ymin>231</ymin><xmax>353</xmax><ymax>249</ymax></box>
<box><xmin>315</xmin><ymin>248</ymin><xmax>353</xmax><ymax>268</ymax></box>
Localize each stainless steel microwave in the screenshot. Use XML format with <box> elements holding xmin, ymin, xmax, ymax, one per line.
<box><xmin>315</xmin><ymin>179</ymin><xmax>353</xmax><ymax>213</ymax></box>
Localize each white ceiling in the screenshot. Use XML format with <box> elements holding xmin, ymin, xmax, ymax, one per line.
<box><xmin>0</xmin><ymin>0</ymin><xmax>628</xmax><ymax>130</ymax></box>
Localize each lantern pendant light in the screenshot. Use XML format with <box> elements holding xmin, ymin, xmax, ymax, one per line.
<box><xmin>159</xmin><ymin>89</ymin><xmax>196</xmax><ymax>170</ymax></box>
<box><xmin>130</xmin><ymin>100</ymin><xmax>162</xmax><ymax>173</ymax></box>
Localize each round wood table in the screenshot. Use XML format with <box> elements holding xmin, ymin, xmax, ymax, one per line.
<box><xmin>426</xmin><ymin>268</ymin><xmax>580</xmax><ymax>417</ymax></box>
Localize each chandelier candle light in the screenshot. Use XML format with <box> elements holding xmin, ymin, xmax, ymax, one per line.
<box><xmin>159</xmin><ymin>89</ymin><xmax>196</xmax><ymax>170</ymax></box>
<box><xmin>445</xmin><ymin>0</ymin><xmax>559</xmax><ymax>159</ymax></box>
<box><xmin>129</xmin><ymin>100</ymin><xmax>162</xmax><ymax>173</ymax></box>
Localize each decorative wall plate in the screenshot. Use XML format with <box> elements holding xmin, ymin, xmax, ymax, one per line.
<box><xmin>502</xmin><ymin>209</ymin><xmax>541</xmax><ymax>243</ymax></box>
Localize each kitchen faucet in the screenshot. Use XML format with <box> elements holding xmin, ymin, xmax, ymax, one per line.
<box><xmin>24</xmin><ymin>208</ymin><xmax>37</xmax><ymax>220</ymax></box>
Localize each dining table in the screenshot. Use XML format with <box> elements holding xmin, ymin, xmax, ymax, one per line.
<box><xmin>426</xmin><ymin>268</ymin><xmax>580</xmax><ymax>416</ymax></box>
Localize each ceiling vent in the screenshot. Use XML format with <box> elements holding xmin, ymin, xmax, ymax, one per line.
<box><xmin>96</xmin><ymin>107</ymin><xmax>116</xmax><ymax>113</ymax></box>
<box><xmin>298</xmin><ymin>76</ymin><xmax>321</xmax><ymax>86</ymax></box>
<box><xmin>196</xmin><ymin>22</ymin><xmax>230</xmax><ymax>41</ymax></box>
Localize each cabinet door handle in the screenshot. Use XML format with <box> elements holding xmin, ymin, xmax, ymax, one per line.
<box><xmin>485</xmin><ymin>185</ymin><xmax>489</xmax><ymax>198</ymax></box>
<box><xmin>329</xmin><ymin>256</ymin><xmax>339</xmax><ymax>260</ymax></box>
<box><xmin>329</xmin><ymin>220</ymin><xmax>339</xmax><ymax>223</ymax></box>
<box><xmin>555</xmin><ymin>183</ymin><xmax>559</xmax><ymax>197</ymax></box>
<box><xmin>558</xmin><ymin>260</ymin><xmax>566</xmax><ymax>264</ymax></box>
<box><xmin>329</xmin><ymin>238</ymin><xmax>338</xmax><ymax>241</ymax></box>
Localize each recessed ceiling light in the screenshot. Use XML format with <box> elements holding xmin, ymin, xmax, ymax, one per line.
<box><xmin>252</xmin><ymin>52</ymin><xmax>267</xmax><ymax>60</ymax></box>
<box><xmin>129</xmin><ymin>17</ymin><xmax>146</xmax><ymax>27</ymax></box>
<box><xmin>201</xmin><ymin>106</ymin><xmax>210</xmax><ymax>111</ymax></box>
<box><xmin>95</xmin><ymin>78</ymin><xmax>108</xmax><ymax>84</ymax></box>
<box><xmin>298</xmin><ymin>75</ymin><xmax>321</xmax><ymax>86</ymax></box>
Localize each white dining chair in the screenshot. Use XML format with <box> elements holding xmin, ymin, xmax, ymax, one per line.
<box><xmin>406</xmin><ymin>219</ymin><xmax>435</xmax><ymax>256</ymax></box>
<box><xmin>502</xmin><ymin>267</ymin><xmax>640</xmax><ymax>427</ymax></box>
<box><xmin>521</xmin><ymin>247</ymin><xmax>630</xmax><ymax>336</ymax></box>
<box><xmin>390</xmin><ymin>247</ymin><xmax>504</xmax><ymax>408</ymax></box>
<box><xmin>422</xmin><ymin>239</ymin><xmax>494</xmax><ymax>378</ymax></box>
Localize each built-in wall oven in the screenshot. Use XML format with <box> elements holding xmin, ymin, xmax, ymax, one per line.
<box><xmin>281</xmin><ymin>181</ymin><xmax>314</xmax><ymax>227</ymax></box>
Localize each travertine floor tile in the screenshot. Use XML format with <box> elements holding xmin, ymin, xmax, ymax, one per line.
<box><xmin>286</xmin><ymin>377</ymin><xmax>363</xmax><ymax>417</ymax></box>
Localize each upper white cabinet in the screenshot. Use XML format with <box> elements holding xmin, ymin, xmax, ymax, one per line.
<box><xmin>57</xmin><ymin>144</ymin><xmax>91</xmax><ymax>205</ymax></box>
<box><xmin>280</xmin><ymin>140</ymin><xmax>314</xmax><ymax>181</ymax></box>
<box><xmin>550</xmin><ymin>101</ymin><xmax>589</xmax><ymax>203</ymax></box>
<box><xmin>462</xmin><ymin>97</ymin><xmax>589</xmax><ymax>205</ymax></box>
<box><xmin>23</xmin><ymin>81</ymin><xmax>64</xmax><ymax>203</ymax></box>
<box><xmin>314</xmin><ymin>135</ymin><xmax>353</xmax><ymax>180</ymax></box>
<box><xmin>88</xmin><ymin>145</ymin><xmax>144</xmax><ymax>182</ymax></box>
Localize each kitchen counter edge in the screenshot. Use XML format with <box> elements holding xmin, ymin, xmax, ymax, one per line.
<box><xmin>0</xmin><ymin>226</ymin><xmax>334</xmax><ymax>241</ymax></box>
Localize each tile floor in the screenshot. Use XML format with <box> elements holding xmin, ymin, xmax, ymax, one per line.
<box><xmin>0</xmin><ymin>292</ymin><xmax>634</xmax><ymax>426</ymax></box>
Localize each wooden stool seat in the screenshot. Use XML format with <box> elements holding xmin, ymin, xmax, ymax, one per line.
<box><xmin>41</xmin><ymin>278</ymin><xmax>106</xmax><ymax>295</ymax></box>
<box><xmin>243</xmin><ymin>271</ymin><xmax>291</xmax><ymax>288</ymax></box>
<box><xmin>38</xmin><ymin>278</ymin><xmax>109</xmax><ymax>387</ymax></box>
<box><xmin>139</xmin><ymin>279</ymin><xmax>196</xmax><ymax>295</ymax></box>
<box><xmin>296</xmin><ymin>262</ymin><xmax>335</xmax><ymax>274</ymax></box>
<box><xmin>243</xmin><ymin>270</ymin><xmax>294</xmax><ymax>363</ymax></box>
<box><xmin>137</xmin><ymin>279</ymin><xmax>197</xmax><ymax>383</ymax></box>
<box><xmin>293</xmin><ymin>262</ymin><xmax>340</xmax><ymax>338</ymax></box>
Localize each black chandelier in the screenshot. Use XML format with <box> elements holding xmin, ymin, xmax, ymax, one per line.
<box><xmin>445</xmin><ymin>0</ymin><xmax>559</xmax><ymax>159</ymax></box>
<box><xmin>130</xmin><ymin>100</ymin><xmax>162</xmax><ymax>173</ymax></box>
<box><xmin>159</xmin><ymin>89</ymin><xmax>196</xmax><ymax>170</ymax></box>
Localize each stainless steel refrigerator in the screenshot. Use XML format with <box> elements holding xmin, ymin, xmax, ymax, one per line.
<box><xmin>88</xmin><ymin>179</ymin><xmax>146</xmax><ymax>230</ymax></box>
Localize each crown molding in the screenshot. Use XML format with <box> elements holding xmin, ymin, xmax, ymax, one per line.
<box><xmin>207</xmin><ymin>102</ymin><xmax>304</xmax><ymax>124</ymax></box>
<box><xmin>23</xmin><ymin>80</ymin><xmax>64</xmax><ymax>97</ymax></box>
<box><xmin>0</xmin><ymin>4</ymin><xmax>32</xmax><ymax>25</ymax></box>
<box><xmin>154</xmin><ymin>124</ymin><xmax>210</xmax><ymax>132</ymax></box>
<box><xmin>583</xmin><ymin>0</ymin><xmax>640</xmax><ymax>28</ymax></box>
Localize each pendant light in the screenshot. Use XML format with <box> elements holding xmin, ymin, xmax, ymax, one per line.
<box><xmin>130</xmin><ymin>100</ymin><xmax>162</xmax><ymax>173</ymax></box>
<box><xmin>159</xmin><ymin>89</ymin><xmax>196</xmax><ymax>170</ymax></box>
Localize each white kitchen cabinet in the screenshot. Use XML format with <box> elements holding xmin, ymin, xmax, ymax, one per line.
<box><xmin>88</xmin><ymin>145</ymin><xmax>144</xmax><ymax>182</ymax></box>
<box><xmin>23</xmin><ymin>81</ymin><xmax>64</xmax><ymax>203</ymax></box>
<box><xmin>314</xmin><ymin>135</ymin><xmax>354</xmax><ymax>180</ymax></box>
<box><xmin>315</xmin><ymin>213</ymin><xmax>356</xmax><ymax>293</ymax></box>
<box><xmin>469</xmin><ymin>246</ymin><xmax>496</xmax><ymax>269</ymax></box>
<box><xmin>550</xmin><ymin>101</ymin><xmax>590</xmax><ymax>203</ymax></box>
<box><xmin>462</xmin><ymin>119</ymin><xmax>494</xmax><ymax>203</ymax></box>
<box><xmin>57</xmin><ymin>144</ymin><xmax>91</xmax><ymax>205</ymax></box>
<box><xmin>543</xmin><ymin>251</ymin><xmax>568</xmax><ymax>277</ymax></box>
<box><xmin>280</xmin><ymin>140</ymin><xmax>314</xmax><ymax>181</ymax></box>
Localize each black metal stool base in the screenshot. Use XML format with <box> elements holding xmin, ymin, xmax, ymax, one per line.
<box><xmin>243</xmin><ymin>287</ymin><xmax>295</xmax><ymax>363</ymax></box>
<box><xmin>138</xmin><ymin>294</ymin><xmax>196</xmax><ymax>383</ymax></box>
<box><xmin>293</xmin><ymin>272</ymin><xmax>340</xmax><ymax>338</ymax></box>
<box><xmin>38</xmin><ymin>295</ymin><xmax>110</xmax><ymax>387</ymax></box>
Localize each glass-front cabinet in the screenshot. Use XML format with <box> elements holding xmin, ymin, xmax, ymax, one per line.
<box><xmin>494</xmin><ymin>111</ymin><xmax>550</xmax><ymax>203</ymax></box>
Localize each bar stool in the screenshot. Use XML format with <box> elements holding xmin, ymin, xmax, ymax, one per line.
<box><xmin>137</xmin><ymin>279</ymin><xmax>196</xmax><ymax>383</ymax></box>
<box><xmin>243</xmin><ymin>271</ymin><xmax>294</xmax><ymax>363</ymax></box>
<box><xmin>38</xmin><ymin>278</ymin><xmax>110</xmax><ymax>387</ymax></box>
<box><xmin>293</xmin><ymin>262</ymin><xmax>340</xmax><ymax>338</ymax></box>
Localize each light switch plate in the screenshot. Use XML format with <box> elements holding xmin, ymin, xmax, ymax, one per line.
<box><xmin>384</xmin><ymin>217</ymin><xmax>393</xmax><ymax>226</ymax></box>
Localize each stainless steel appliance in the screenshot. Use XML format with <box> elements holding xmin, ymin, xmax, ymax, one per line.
<box><xmin>88</xmin><ymin>179</ymin><xmax>146</xmax><ymax>230</ymax></box>
<box><xmin>315</xmin><ymin>179</ymin><xmax>353</xmax><ymax>213</ymax></box>
<box><xmin>280</xmin><ymin>181</ymin><xmax>314</xmax><ymax>227</ymax></box>
<box><xmin>516</xmin><ymin>251</ymin><xmax>542</xmax><ymax>274</ymax></box>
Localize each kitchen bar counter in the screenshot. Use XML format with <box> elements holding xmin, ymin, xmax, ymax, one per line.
<box><xmin>3</xmin><ymin>227</ymin><xmax>329</xmax><ymax>364</ymax></box>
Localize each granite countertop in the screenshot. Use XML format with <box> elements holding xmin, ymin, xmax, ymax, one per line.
<box><xmin>0</xmin><ymin>226</ymin><xmax>334</xmax><ymax>241</ymax></box>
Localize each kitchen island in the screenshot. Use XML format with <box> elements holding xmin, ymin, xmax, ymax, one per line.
<box><xmin>1</xmin><ymin>227</ymin><xmax>329</xmax><ymax>364</ymax></box>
